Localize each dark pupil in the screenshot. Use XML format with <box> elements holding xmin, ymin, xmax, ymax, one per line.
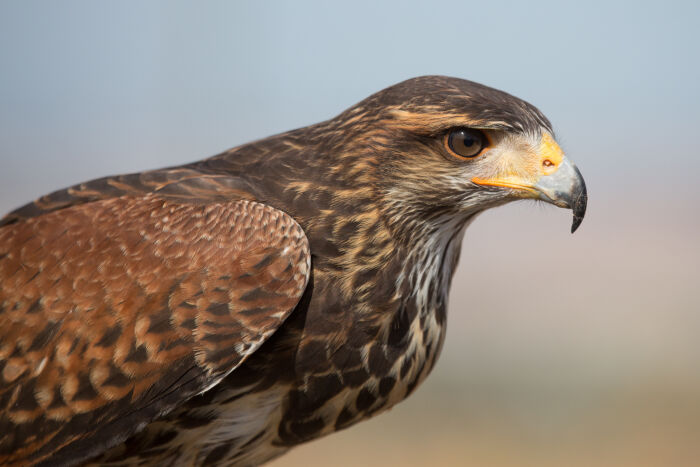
<box><xmin>461</xmin><ymin>133</ymin><xmax>476</xmax><ymax>147</ymax></box>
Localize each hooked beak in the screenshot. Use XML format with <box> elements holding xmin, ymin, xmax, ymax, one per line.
<box><xmin>532</xmin><ymin>158</ymin><xmax>587</xmax><ymax>233</ymax></box>
<box><xmin>470</xmin><ymin>134</ymin><xmax>587</xmax><ymax>233</ymax></box>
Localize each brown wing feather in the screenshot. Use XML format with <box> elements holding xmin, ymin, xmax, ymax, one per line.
<box><xmin>0</xmin><ymin>192</ymin><xmax>310</xmax><ymax>466</ymax></box>
<box><xmin>0</xmin><ymin>166</ymin><xmax>256</xmax><ymax>227</ymax></box>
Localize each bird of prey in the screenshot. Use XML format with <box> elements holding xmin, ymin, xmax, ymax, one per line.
<box><xmin>0</xmin><ymin>76</ymin><xmax>586</xmax><ymax>466</ymax></box>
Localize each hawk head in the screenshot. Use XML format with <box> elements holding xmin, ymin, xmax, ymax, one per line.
<box><xmin>329</xmin><ymin>76</ymin><xmax>587</xmax><ymax>236</ymax></box>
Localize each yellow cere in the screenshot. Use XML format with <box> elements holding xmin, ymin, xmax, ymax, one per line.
<box><xmin>539</xmin><ymin>133</ymin><xmax>564</xmax><ymax>175</ymax></box>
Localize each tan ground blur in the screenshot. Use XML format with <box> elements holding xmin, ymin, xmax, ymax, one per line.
<box><xmin>272</xmin><ymin>191</ymin><xmax>700</xmax><ymax>467</ymax></box>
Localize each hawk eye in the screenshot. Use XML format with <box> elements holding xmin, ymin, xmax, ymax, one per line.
<box><xmin>446</xmin><ymin>128</ymin><xmax>486</xmax><ymax>159</ymax></box>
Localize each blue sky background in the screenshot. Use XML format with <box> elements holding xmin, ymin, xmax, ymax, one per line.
<box><xmin>1</xmin><ymin>0</ymin><xmax>699</xmax><ymax>208</ymax></box>
<box><xmin>1</xmin><ymin>2</ymin><xmax>699</xmax><ymax>465</ymax></box>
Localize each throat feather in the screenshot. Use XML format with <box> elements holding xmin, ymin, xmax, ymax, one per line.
<box><xmin>388</xmin><ymin>215</ymin><xmax>471</xmax><ymax>385</ymax></box>
<box><xmin>400</xmin><ymin>214</ymin><xmax>470</xmax><ymax>320</ymax></box>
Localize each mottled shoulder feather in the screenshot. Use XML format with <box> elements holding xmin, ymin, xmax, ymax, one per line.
<box><xmin>0</xmin><ymin>189</ymin><xmax>310</xmax><ymax>466</ymax></box>
<box><xmin>0</xmin><ymin>168</ymin><xmax>257</xmax><ymax>227</ymax></box>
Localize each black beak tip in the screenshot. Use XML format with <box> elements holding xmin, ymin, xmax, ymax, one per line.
<box><xmin>570</xmin><ymin>185</ymin><xmax>587</xmax><ymax>234</ymax></box>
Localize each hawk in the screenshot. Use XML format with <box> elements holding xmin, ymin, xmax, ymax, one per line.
<box><xmin>0</xmin><ymin>76</ymin><xmax>586</xmax><ymax>466</ymax></box>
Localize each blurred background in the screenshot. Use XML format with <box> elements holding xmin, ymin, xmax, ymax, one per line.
<box><xmin>1</xmin><ymin>1</ymin><xmax>699</xmax><ymax>466</ymax></box>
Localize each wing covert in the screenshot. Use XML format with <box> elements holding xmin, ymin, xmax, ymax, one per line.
<box><xmin>0</xmin><ymin>192</ymin><xmax>310</xmax><ymax>465</ymax></box>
